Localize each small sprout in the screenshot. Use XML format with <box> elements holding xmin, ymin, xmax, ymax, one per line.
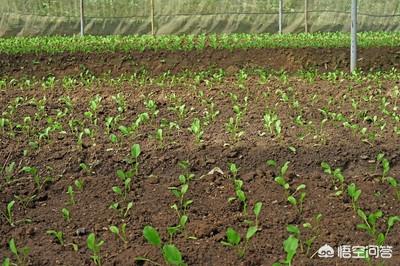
<box><xmin>8</xmin><ymin>239</ymin><xmax>30</xmax><ymax>266</ymax></box>
<box><xmin>1</xmin><ymin>200</ymin><xmax>15</xmax><ymax>226</ymax></box>
<box><xmin>66</xmin><ymin>185</ymin><xmax>75</xmax><ymax>205</ymax></box>
<box><xmin>347</xmin><ymin>183</ymin><xmax>362</xmax><ymax>211</ymax></box>
<box><xmin>138</xmin><ymin>225</ymin><xmax>186</xmax><ymax>266</ymax></box>
<box><xmin>109</xmin><ymin>223</ymin><xmax>128</xmax><ymax>245</ymax></box>
<box><xmin>189</xmin><ymin>118</ymin><xmax>204</xmax><ymax>144</ymax></box>
<box><xmin>87</xmin><ymin>233</ymin><xmax>105</xmax><ymax>266</ymax></box>
<box><xmin>266</xmin><ymin>159</ymin><xmax>277</xmax><ymax>167</ymax></box>
<box><xmin>61</xmin><ymin>208</ymin><xmax>71</xmax><ymax>222</ymax></box>
<box><xmin>282</xmin><ymin>235</ymin><xmax>299</xmax><ymax>266</ymax></box>
<box><xmin>46</xmin><ymin>230</ymin><xmax>64</xmax><ymax>245</ymax></box>
<box><xmin>74</xmin><ymin>179</ymin><xmax>84</xmax><ymax>191</ymax></box>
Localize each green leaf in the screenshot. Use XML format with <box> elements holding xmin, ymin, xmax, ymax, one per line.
<box><xmin>357</xmin><ymin>209</ymin><xmax>367</xmax><ymax>221</ymax></box>
<box><xmin>356</xmin><ymin>223</ymin><xmax>370</xmax><ymax>231</ymax></box>
<box><xmin>280</xmin><ymin>161</ymin><xmax>290</xmax><ymax>176</ymax></box>
<box><xmin>388</xmin><ymin>216</ymin><xmax>400</xmax><ymax>229</ymax></box>
<box><xmin>9</xmin><ymin>239</ymin><xmax>17</xmax><ymax>256</ymax></box>
<box><xmin>162</xmin><ymin>244</ymin><xmax>184</xmax><ymax>266</ymax></box>
<box><xmin>143</xmin><ymin>226</ymin><xmax>161</xmax><ymax>247</ymax></box>
<box><xmin>376</xmin><ymin>233</ymin><xmax>385</xmax><ymax>246</ymax></box>
<box><xmin>246</xmin><ymin>226</ymin><xmax>258</xmax><ymax>240</ymax></box>
<box><xmin>296</xmin><ymin>184</ymin><xmax>306</xmax><ymax>191</ymax></box>
<box><xmin>266</xmin><ymin>160</ymin><xmax>276</xmax><ymax>167</ymax></box>
<box><xmin>131</xmin><ymin>144</ymin><xmax>141</xmax><ymax>159</ymax></box>
<box><xmin>321</xmin><ymin>162</ymin><xmax>331</xmax><ymax>174</ymax></box>
<box><xmin>2</xmin><ymin>257</ymin><xmax>10</xmax><ymax>266</ymax></box>
<box><xmin>226</xmin><ymin>227</ymin><xmax>241</xmax><ymax>246</ymax></box>
<box><xmin>116</xmin><ymin>170</ymin><xmax>125</xmax><ymax>180</ymax></box>
<box><xmin>87</xmin><ymin>233</ymin><xmax>96</xmax><ymax>251</ymax></box>
<box><xmin>287</xmin><ymin>196</ymin><xmax>297</xmax><ymax>206</ymax></box>
<box><xmin>253</xmin><ymin>202</ymin><xmax>262</xmax><ymax>217</ymax></box>
<box><xmin>283</xmin><ymin>235</ymin><xmax>299</xmax><ymax>264</ymax></box>
<box><xmin>109</xmin><ymin>225</ymin><xmax>119</xmax><ymax>235</ymax></box>
<box><xmin>287</xmin><ymin>225</ymin><xmax>300</xmax><ymax>236</ymax></box>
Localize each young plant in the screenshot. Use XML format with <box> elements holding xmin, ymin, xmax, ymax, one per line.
<box><xmin>347</xmin><ymin>183</ymin><xmax>362</xmax><ymax>211</ymax></box>
<box><xmin>222</xmin><ymin>202</ymin><xmax>263</xmax><ymax>258</ymax></box>
<box><xmin>46</xmin><ymin>230</ymin><xmax>64</xmax><ymax>245</ymax></box>
<box><xmin>228</xmin><ymin>179</ymin><xmax>248</xmax><ymax>215</ymax></box>
<box><xmin>87</xmin><ymin>233</ymin><xmax>105</xmax><ymax>266</ymax></box>
<box><xmin>66</xmin><ymin>185</ymin><xmax>75</xmax><ymax>205</ymax></box>
<box><xmin>155</xmin><ymin>128</ymin><xmax>164</xmax><ymax>148</ymax></box>
<box><xmin>273</xmin><ymin>235</ymin><xmax>299</xmax><ymax>266</ymax></box>
<box><xmin>1</xmin><ymin>200</ymin><xmax>15</xmax><ymax>226</ymax></box>
<box><xmin>61</xmin><ymin>207</ymin><xmax>71</xmax><ymax>222</ymax></box>
<box><xmin>109</xmin><ymin>223</ymin><xmax>128</xmax><ymax>245</ymax></box>
<box><xmin>127</xmin><ymin>144</ymin><xmax>141</xmax><ymax>175</ymax></box>
<box><xmin>136</xmin><ymin>225</ymin><xmax>187</xmax><ymax>266</ymax></box>
<box><xmin>188</xmin><ymin>118</ymin><xmax>204</xmax><ymax>144</ymax></box>
<box><xmin>263</xmin><ymin>109</ymin><xmax>282</xmax><ymax>137</ymax></box>
<box><xmin>387</xmin><ymin>177</ymin><xmax>400</xmax><ymax>201</ymax></box>
<box><xmin>287</xmin><ymin>184</ymin><xmax>307</xmax><ymax>214</ymax></box>
<box><xmin>321</xmin><ymin>162</ymin><xmax>345</xmax><ymax>195</ymax></box>
<box><xmin>7</xmin><ymin>239</ymin><xmax>30</xmax><ymax>266</ymax></box>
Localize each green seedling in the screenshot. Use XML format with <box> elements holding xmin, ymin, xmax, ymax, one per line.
<box><xmin>266</xmin><ymin>159</ymin><xmax>277</xmax><ymax>167</ymax></box>
<box><xmin>1</xmin><ymin>200</ymin><xmax>15</xmax><ymax>226</ymax></box>
<box><xmin>66</xmin><ymin>185</ymin><xmax>75</xmax><ymax>205</ymax></box>
<box><xmin>178</xmin><ymin>160</ymin><xmax>194</xmax><ymax>181</ymax></box>
<box><xmin>302</xmin><ymin>213</ymin><xmax>323</xmax><ymax>256</ymax></box>
<box><xmin>274</xmin><ymin>161</ymin><xmax>290</xmax><ymax>191</ymax></box>
<box><xmin>387</xmin><ymin>177</ymin><xmax>400</xmax><ymax>201</ymax></box>
<box><xmin>222</xmin><ymin>202</ymin><xmax>262</xmax><ymax>257</ymax></box>
<box><xmin>109</xmin><ymin>223</ymin><xmax>128</xmax><ymax>245</ymax></box>
<box><xmin>263</xmin><ymin>109</ymin><xmax>282</xmax><ymax>137</ymax></box>
<box><xmin>155</xmin><ymin>128</ymin><xmax>164</xmax><ymax>148</ymax></box>
<box><xmin>228</xmin><ymin>163</ymin><xmax>239</xmax><ymax>179</ymax></box>
<box><xmin>87</xmin><ymin>233</ymin><xmax>105</xmax><ymax>266</ymax></box>
<box><xmin>113</xmin><ymin>170</ymin><xmax>132</xmax><ymax>200</ymax></box>
<box><xmin>84</xmin><ymin>95</ymin><xmax>102</xmax><ymax>125</ymax></box>
<box><xmin>169</xmin><ymin>182</ymin><xmax>193</xmax><ymax>216</ymax></box>
<box><xmin>321</xmin><ymin>162</ymin><xmax>345</xmax><ymax>195</ymax></box>
<box><xmin>8</xmin><ymin>239</ymin><xmax>30</xmax><ymax>266</ymax></box>
<box><xmin>376</xmin><ymin>153</ymin><xmax>390</xmax><ymax>182</ymax></box>
<box><xmin>272</xmin><ymin>235</ymin><xmax>299</xmax><ymax>266</ymax></box>
<box><xmin>46</xmin><ymin>230</ymin><xmax>64</xmax><ymax>245</ymax></box>
<box><xmin>112</xmin><ymin>93</ymin><xmax>127</xmax><ymax>113</ymax></box>
<box><xmin>136</xmin><ymin>225</ymin><xmax>187</xmax><ymax>266</ymax></box>
<box><xmin>189</xmin><ymin>118</ymin><xmax>204</xmax><ymax>144</ymax></box>
<box><xmin>74</xmin><ymin>179</ymin><xmax>84</xmax><ymax>191</ymax></box>
<box><xmin>356</xmin><ymin>209</ymin><xmax>400</xmax><ymax>245</ymax></box>
<box><xmin>347</xmin><ymin>183</ymin><xmax>362</xmax><ymax>211</ymax></box>
<box><xmin>128</xmin><ymin>144</ymin><xmax>141</xmax><ymax>175</ymax></box>
<box><xmin>228</xmin><ymin>179</ymin><xmax>248</xmax><ymax>215</ymax></box>
<box><xmin>144</xmin><ymin>99</ymin><xmax>159</xmax><ymax>117</ymax></box>
<box><xmin>61</xmin><ymin>207</ymin><xmax>71</xmax><ymax>222</ymax></box>
<box><xmin>287</xmin><ymin>184</ymin><xmax>306</xmax><ymax>214</ymax></box>
<box><xmin>109</xmin><ymin>201</ymin><xmax>133</xmax><ymax>218</ymax></box>
<box><xmin>203</xmin><ymin>102</ymin><xmax>220</xmax><ymax>125</ymax></box>
<box><xmin>3</xmin><ymin>161</ymin><xmax>16</xmax><ymax>183</ymax></box>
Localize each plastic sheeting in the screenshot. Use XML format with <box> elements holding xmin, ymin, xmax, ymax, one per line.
<box><xmin>1</xmin><ymin>0</ymin><xmax>400</xmax><ymax>36</ymax></box>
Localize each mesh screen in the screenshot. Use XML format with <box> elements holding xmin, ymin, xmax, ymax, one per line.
<box><xmin>1</xmin><ymin>0</ymin><xmax>400</xmax><ymax>36</ymax></box>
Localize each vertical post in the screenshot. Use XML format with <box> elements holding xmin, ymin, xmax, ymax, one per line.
<box><xmin>80</xmin><ymin>0</ymin><xmax>84</xmax><ymax>36</ymax></box>
<box><xmin>304</xmin><ymin>0</ymin><xmax>308</xmax><ymax>33</ymax></box>
<box><xmin>279</xmin><ymin>0</ymin><xmax>283</xmax><ymax>34</ymax></box>
<box><xmin>351</xmin><ymin>0</ymin><xmax>357</xmax><ymax>72</ymax></box>
<box><xmin>150</xmin><ymin>0</ymin><xmax>155</xmax><ymax>35</ymax></box>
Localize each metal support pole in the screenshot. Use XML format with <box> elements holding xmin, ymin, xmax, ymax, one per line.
<box><xmin>350</xmin><ymin>0</ymin><xmax>357</xmax><ymax>72</ymax></box>
<box><xmin>80</xmin><ymin>0</ymin><xmax>84</xmax><ymax>36</ymax></box>
<box><xmin>304</xmin><ymin>0</ymin><xmax>308</xmax><ymax>33</ymax></box>
<box><xmin>279</xmin><ymin>0</ymin><xmax>283</xmax><ymax>34</ymax></box>
<box><xmin>150</xmin><ymin>0</ymin><xmax>155</xmax><ymax>35</ymax></box>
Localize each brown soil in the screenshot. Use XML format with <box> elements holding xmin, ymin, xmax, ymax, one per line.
<box><xmin>1</xmin><ymin>51</ymin><xmax>400</xmax><ymax>266</ymax></box>
<box><xmin>1</xmin><ymin>47</ymin><xmax>400</xmax><ymax>79</ymax></box>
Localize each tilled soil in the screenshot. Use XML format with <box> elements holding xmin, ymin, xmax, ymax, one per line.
<box><xmin>0</xmin><ymin>51</ymin><xmax>400</xmax><ymax>266</ymax></box>
<box><xmin>1</xmin><ymin>47</ymin><xmax>400</xmax><ymax>79</ymax></box>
